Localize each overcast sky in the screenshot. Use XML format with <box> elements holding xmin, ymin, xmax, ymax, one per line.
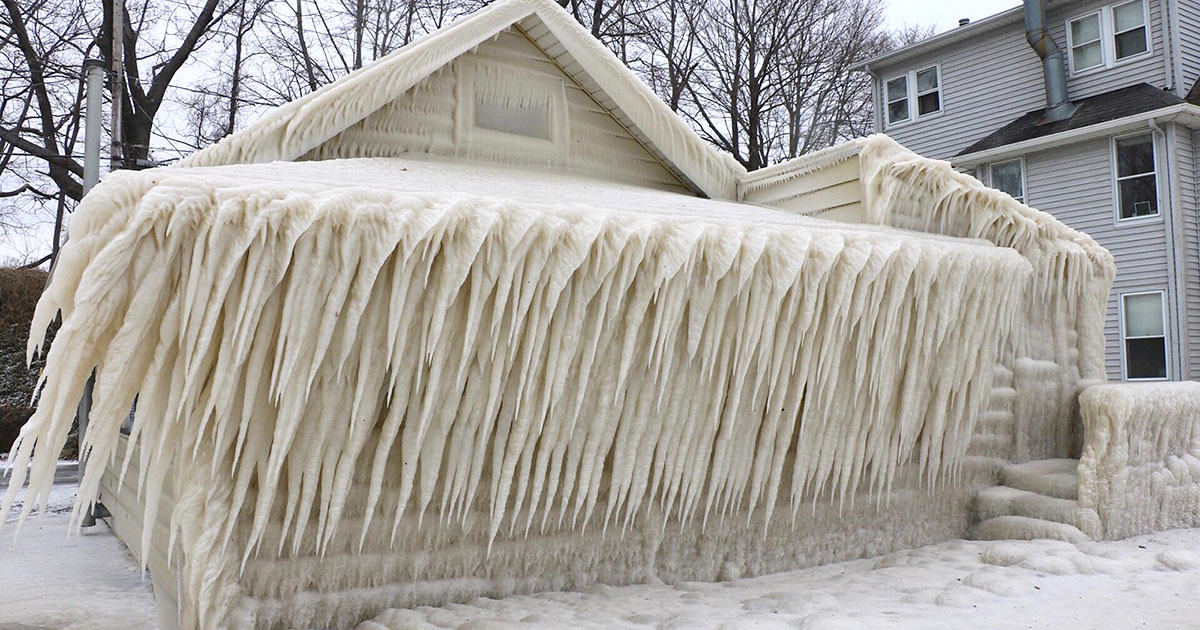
<box><xmin>884</xmin><ymin>0</ymin><xmax>1021</xmax><ymax>34</ymax></box>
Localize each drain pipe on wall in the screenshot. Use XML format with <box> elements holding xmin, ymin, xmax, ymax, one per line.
<box><xmin>1149</xmin><ymin>118</ymin><xmax>1189</xmax><ymax>379</ymax></box>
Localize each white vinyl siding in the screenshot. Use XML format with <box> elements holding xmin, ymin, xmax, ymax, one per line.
<box><xmin>1120</xmin><ymin>290</ymin><xmax>1169</xmax><ymax>380</ymax></box>
<box><xmin>1024</xmin><ymin>137</ymin><xmax>1174</xmax><ymax>381</ymax></box>
<box><xmin>878</xmin><ymin>0</ymin><xmax>1167</xmax><ymax>160</ymax></box>
<box><xmin>1178</xmin><ymin>1</ymin><xmax>1200</xmax><ymax>96</ymax></box>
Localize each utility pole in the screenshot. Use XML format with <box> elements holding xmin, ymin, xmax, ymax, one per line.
<box><xmin>110</xmin><ymin>0</ymin><xmax>125</xmax><ymax>171</ymax></box>
<box><xmin>82</xmin><ymin>60</ymin><xmax>105</xmax><ymax>195</ymax></box>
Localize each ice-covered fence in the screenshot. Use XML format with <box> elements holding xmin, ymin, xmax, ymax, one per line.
<box><xmin>1079</xmin><ymin>382</ymin><xmax>1200</xmax><ymax>539</ymax></box>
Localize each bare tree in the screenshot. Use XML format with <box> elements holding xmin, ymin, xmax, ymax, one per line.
<box><xmin>0</xmin><ymin>0</ymin><xmax>233</xmax><ymax>264</ymax></box>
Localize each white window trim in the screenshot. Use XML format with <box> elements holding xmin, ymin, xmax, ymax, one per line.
<box><xmin>1066</xmin><ymin>0</ymin><xmax>1153</xmax><ymax>77</ymax></box>
<box><xmin>1066</xmin><ymin>10</ymin><xmax>1105</xmax><ymax>75</ymax></box>
<box><xmin>988</xmin><ymin>157</ymin><xmax>1026</xmax><ymax>203</ymax></box>
<box><xmin>1111</xmin><ymin>0</ymin><xmax>1152</xmax><ymax>61</ymax></box>
<box><xmin>883</xmin><ymin>64</ymin><xmax>942</xmax><ymax>129</ymax></box>
<box><xmin>1119</xmin><ymin>289</ymin><xmax>1170</xmax><ymax>381</ymax></box>
<box><xmin>1110</xmin><ymin>131</ymin><xmax>1162</xmax><ymax>225</ymax></box>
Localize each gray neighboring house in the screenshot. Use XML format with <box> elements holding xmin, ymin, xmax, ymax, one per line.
<box><xmin>857</xmin><ymin>0</ymin><xmax>1200</xmax><ymax>383</ymax></box>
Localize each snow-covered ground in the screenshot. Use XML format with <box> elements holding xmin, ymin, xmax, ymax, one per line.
<box><xmin>2</xmin><ymin>468</ymin><xmax>1200</xmax><ymax>630</ymax></box>
<box><xmin>0</xmin><ymin>464</ymin><xmax>158</xmax><ymax>630</ymax></box>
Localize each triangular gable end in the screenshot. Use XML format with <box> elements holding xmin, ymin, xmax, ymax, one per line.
<box><xmin>179</xmin><ymin>0</ymin><xmax>742</xmax><ymax>199</ymax></box>
<box><xmin>304</xmin><ymin>24</ymin><xmax>694</xmax><ymax>194</ymax></box>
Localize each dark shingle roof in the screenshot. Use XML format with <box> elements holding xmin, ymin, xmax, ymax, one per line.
<box><xmin>956</xmin><ymin>83</ymin><xmax>1183</xmax><ymax>157</ymax></box>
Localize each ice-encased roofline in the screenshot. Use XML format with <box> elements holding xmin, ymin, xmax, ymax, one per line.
<box><xmin>177</xmin><ymin>0</ymin><xmax>744</xmax><ymax>199</ymax></box>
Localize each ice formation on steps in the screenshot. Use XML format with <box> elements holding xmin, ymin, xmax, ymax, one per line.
<box><xmin>1079</xmin><ymin>382</ymin><xmax>1200</xmax><ymax>538</ymax></box>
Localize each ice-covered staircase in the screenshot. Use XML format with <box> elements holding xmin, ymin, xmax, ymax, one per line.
<box><xmin>971</xmin><ymin>458</ymin><xmax>1101</xmax><ymax>543</ymax></box>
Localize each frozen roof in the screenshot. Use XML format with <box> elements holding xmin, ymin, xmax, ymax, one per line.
<box><xmin>171</xmin><ymin>153</ymin><xmax>1007</xmax><ymax>252</ymax></box>
<box><xmin>179</xmin><ymin>0</ymin><xmax>744</xmax><ymax>199</ymax></box>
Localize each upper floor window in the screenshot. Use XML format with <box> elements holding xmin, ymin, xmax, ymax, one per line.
<box><xmin>884</xmin><ymin>65</ymin><xmax>941</xmax><ymax>127</ymax></box>
<box><xmin>1113</xmin><ymin>132</ymin><xmax>1158</xmax><ymax>221</ymax></box>
<box><xmin>988</xmin><ymin>158</ymin><xmax>1025</xmax><ymax>203</ymax></box>
<box><xmin>886</xmin><ymin>76</ymin><xmax>909</xmax><ymax>124</ymax></box>
<box><xmin>1067</xmin><ymin>0</ymin><xmax>1151</xmax><ymax>75</ymax></box>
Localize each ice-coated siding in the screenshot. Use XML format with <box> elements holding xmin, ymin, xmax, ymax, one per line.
<box><xmin>1024</xmin><ymin>136</ymin><xmax>1175</xmax><ymax>380</ymax></box>
<box><xmin>101</xmin><ymin>435</ymin><xmax>179</xmax><ymax>619</ymax></box>
<box><xmin>307</xmin><ymin>26</ymin><xmax>691</xmax><ymax>193</ymax></box>
<box><xmin>875</xmin><ymin>0</ymin><xmax>1169</xmax><ymax>160</ymax></box>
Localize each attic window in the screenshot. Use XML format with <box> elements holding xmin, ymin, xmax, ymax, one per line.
<box><xmin>474</xmin><ymin>98</ymin><xmax>550</xmax><ymax>139</ymax></box>
<box><xmin>455</xmin><ymin>59</ymin><xmax>568</xmax><ymax>154</ymax></box>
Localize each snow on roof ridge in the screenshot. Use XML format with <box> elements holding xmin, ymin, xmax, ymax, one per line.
<box><xmin>179</xmin><ymin>0</ymin><xmax>743</xmax><ymax>199</ymax></box>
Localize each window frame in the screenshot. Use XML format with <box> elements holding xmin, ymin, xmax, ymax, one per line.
<box><xmin>1119</xmin><ymin>289</ymin><xmax>1170</xmax><ymax>381</ymax></box>
<box><xmin>1111</xmin><ymin>0</ymin><xmax>1151</xmax><ymax>61</ymax></box>
<box><xmin>884</xmin><ymin>75</ymin><xmax>911</xmax><ymax>126</ymax></box>
<box><xmin>882</xmin><ymin>64</ymin><xmax>942</xmax><ymax>129</ymax></box>
<box><xmin>1066</xmin><ymin>0</ymin><xmax>1153</xmax><ymax>77</ymax></box>
<box><xmin>1066</xmin><ymin>10</ymin><xmax>1105</xmax><ymax>75</ymax></box>
<box><xmin>1110</xmin><ymin>131</ymin><xmax>1161</xmax><ymax>224</ymax></box>
<box><xmin>988</xmin><ymin>157</ymin><xmax>1026</xmax><ymax>204</ymax></box>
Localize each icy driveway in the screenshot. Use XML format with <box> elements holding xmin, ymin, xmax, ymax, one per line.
<box><xmin>1</xmin><ymin>472</ymin><xmax>1199</xmax><ymax>630</ymax></box>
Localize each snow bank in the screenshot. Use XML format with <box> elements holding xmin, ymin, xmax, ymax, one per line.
<box><xmin>1079</xmin><ymin>382</ymin><xmax>1200</xmax><ymax>539</ymax></box>
<box><xmin>3</xmin><ymin>154</ymin><xmax>1031</xmax><ymax>627</ymax></box>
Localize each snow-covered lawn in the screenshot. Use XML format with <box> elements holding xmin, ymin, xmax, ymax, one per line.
<box><xmin>3</xmin><ymin>474</ymin><xmax>1200</xmax><ymax>630</ymax></box>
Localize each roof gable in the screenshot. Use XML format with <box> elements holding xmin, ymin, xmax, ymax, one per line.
<box><xmin>179</xmin><ymin>0</ymin><xmax>742</xmax><ymax>198</ymax></box>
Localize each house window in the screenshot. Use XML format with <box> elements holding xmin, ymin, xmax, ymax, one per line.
<box><xmin>916</xmin><ymin>67</ymin><xmax>941</xmax><ymax>116</ymax></box>
<box><xmin>1113</xmin><ymin>132</ymin><xmax>1158</xmax><ymax>220</ymax></box>
<box><xmin>1113</xmin><ymin>0</ymin><xmax>1149</xmax><ymax>59</ymax></box>
<box><xmin>1121</xmin><ymin>291</ymin><xmax>1168</xmax><ymax>380</ymax></box>
<box><xmin>988</xmin><ymin>158</ymin><xmax>1025</xmax><ymax>203</ymax></box>
<box><xmin>1069</xmin><ymin>13</ymin><xmax>1104</xmax><ymax>72</ymax></box>
<box><xmin>884</xmin><ymin>65</ymin><xmax>941</xmax><ymax>127</ymax></box>
<box><xmin>1067</xmin><ymin>1</ymin><xmax>1151</xmax><ymax>74</ymax></box>
<box><xmin>886</xmin><ymin>76</ymin><xmax>909</xmax><ymax>124</ymax></box>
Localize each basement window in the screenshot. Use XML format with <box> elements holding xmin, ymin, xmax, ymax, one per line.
<box><xmin>1067</xmin><ymin>1</ymin><xmax>1151</xmax><ymax>75</ymax></box>
<box><xmin>988</xmin><ymin>158</ymin><xmax>1025</xmax><ymax>203</ymax></box>
<box><xmin>1113</xmin><ymin>132</ymin><xmax>1158</xmax><ymax>221</ymax></box>
<box><xmin>1121</xmin><ymin>290</ymin><xmax>1168</xmax><ymax>380</ymax></box>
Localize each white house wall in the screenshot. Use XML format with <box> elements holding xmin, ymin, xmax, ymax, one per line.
<box><xmin>1175</xmin><ymin>0</ymin><xmax>1200</xmax><ymax>92</ymax></box>
<box><xmin>1024</xmin><ymin>136</ymin><xmax>1176</xmax><ymax>381</ymax></box>
<box><xmin>305</xmin><ymin>27</ymin><xmax>691</xmax><ymax>193</ymax></box>
<box><xmin>877</xmin><ymin>0</ymin><xmax>1169</xmax><ymax>161</ymax></box>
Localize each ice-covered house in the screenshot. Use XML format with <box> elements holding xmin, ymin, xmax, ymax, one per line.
<box><xmin>12</xmin><ymin>0</ymin><xmax>1191</xmax><ymax>628</ymax></box>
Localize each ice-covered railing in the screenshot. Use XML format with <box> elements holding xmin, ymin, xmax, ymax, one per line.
<box><xmin>1079</xmin><ymin>382</ymin><xmax>1200</xmax><ymax>539</ymax></box>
